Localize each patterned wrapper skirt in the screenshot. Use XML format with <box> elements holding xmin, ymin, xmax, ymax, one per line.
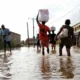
<box><xmin>40</xmin><ymin>39</ymin><xmax>49</xmax><ymax>47</ymax></box>
<box><xmin>51</xmin><ymin>44</ymin><xmax>56</xmax><ymax>47</ymax></box>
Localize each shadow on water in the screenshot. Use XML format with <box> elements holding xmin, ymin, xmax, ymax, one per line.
<box><xmin>58</xmin><ymin>57</ymin><xmax>75</xmax><ymax>79</ymax></box>
<box><xmin>40</xmin><ymin>56</ymin><xmax>52</xmax><ymax>80</ymax></box>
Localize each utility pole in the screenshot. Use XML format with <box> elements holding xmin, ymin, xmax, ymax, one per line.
<box><xmin>33</xmin><ymin>18</ymin><xmax>35</xmax><ymax>48</ymax></box>
<box><xmin>28</xmin><ymin>18</ymin><xmax>35</xmax><ymax>48</ymax></box>
<box><xmin>27</xmin><ymin>22</ymin><xmax>29</xmax><ymax>47</ymax></box>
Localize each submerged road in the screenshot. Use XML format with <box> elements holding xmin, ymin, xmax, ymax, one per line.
<box><xmin>0</xmin><ymin>46</ymin><xmax>80</xmax><ymax>80</ymax></box>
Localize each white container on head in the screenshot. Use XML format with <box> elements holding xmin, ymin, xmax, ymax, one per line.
<box><xmin>50</xmin><ymin>26</ymin><xmax>56</xmax><ymax>31</ymax></box>
<box><xmin>38</xmin><ymin>9</ymin><xmax>49</xmax><ymax>22</ymax></box>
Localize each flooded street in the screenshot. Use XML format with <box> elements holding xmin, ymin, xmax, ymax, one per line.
<box><xmin>0</xmin><ymin>46</ymin><xmax>80</xmax><ymax>80</ymax></box>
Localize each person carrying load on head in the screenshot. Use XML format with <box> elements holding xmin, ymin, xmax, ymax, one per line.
<box><xmin>36</xmin><ymin>9</ymin><xmax>50</xmax><ymax>55</ymax></box>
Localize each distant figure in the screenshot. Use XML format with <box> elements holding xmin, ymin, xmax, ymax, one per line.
<box><xmin>36</xmin><ymin>14</ymin><xmax>50</xmax><ymax>55</ymax></box>
<box><xmin>49</xmin><ymin>30</ymin><xmax>56</xmax><ymax>52</ymax></box>
<box><xmin>56</xmin><ymin>19</ymin><xmax>74</xmax><ymax>56</ymax></box>
<box><xmin>36</xmin><ymin>33</ymin><xmax>41</xmax><ymax>51</ymax></box>
<box><xmin>1</xmin><ymin>24</ymin><xmax>11</xmax><ymax>55</ymax></box>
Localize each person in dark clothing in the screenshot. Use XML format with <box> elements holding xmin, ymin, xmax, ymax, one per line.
<box><xmin>36</xmin><ymin>34</ymin><xmax>41</xmax><ymax>51</ymax></box>
<box><xmin>56</xmin><ymin>19</ymin><xmax>74</xmax><ymax>56</ymax></box>
<box><xmin>49</xmin><ymin>30</ymin><xmax>56</xmax><ymax>52</ymax></box>
<box><xmin>1</xmin><ymin>24</ymin><xmax>11</xmax><ymax>56</ymax></box>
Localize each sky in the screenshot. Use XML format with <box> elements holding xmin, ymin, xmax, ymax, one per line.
<box><xmin>0</xmin><ymin>0</ymin><xmax>80</xmax><ymax>40</ymax></box>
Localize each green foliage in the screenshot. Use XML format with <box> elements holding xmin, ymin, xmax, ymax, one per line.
<box><xmin>11</xmin><ymin>39</ymin><xmax>16</xmax><ymax>47</ymax></box>
<box><xmin>0</xmin><ymin>37</ymin><xmax>4</xmax><ymax>49</ymax></box>
<box><xmin>0</xmin><ymin>37</ymin><xmax>21</xmax><ymax>50</ymax></box>
<box><xmin>11</xmin><ymin>39</ymin><xmax>21</xmax><ymax>47</ymax></box>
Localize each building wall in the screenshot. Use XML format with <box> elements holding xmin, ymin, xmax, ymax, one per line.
<box><xmin>73</xmin><ymin>22</ymin><xmax>80</xmax><ymax>33</ymax></box>
<box><xmin>26</xmin><ymin>38</ymin><xmax>37</xmax><ymax>45</ymax></box>
<box><xmin>10</xmin><ymin>32</ymin><xmax>21</xmax><ymax>46</ymax></box>
<box><xmin>72</xmin><ymin>22</ymin><xmax>80</xmax><ymax>47</ymax></box>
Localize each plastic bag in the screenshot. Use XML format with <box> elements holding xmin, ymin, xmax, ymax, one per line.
<box><xmin>38</xmin><ymin>9</ymin><xmax>49</xmax><ymax>22</ymax></box>
<box><xmin>57</xmin><ymin>28</ymin><xmax>68</xmax><ymax>39</ymax></box>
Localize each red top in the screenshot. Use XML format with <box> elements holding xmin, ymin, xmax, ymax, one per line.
<box><xmin>38</xmin><ymin>23</ymin><xmax>50</xmax><ymax>40</ymax></box>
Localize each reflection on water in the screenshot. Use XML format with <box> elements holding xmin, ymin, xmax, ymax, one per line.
<box><xmin>40</xmin><ymin>56</ymin><xmax>52</xmax><ymax>80</ymax></box>
<box><xmin>58</xmin><ymin>57</ymin><xmax>74</xmax><ymax>79</ymax></box>
<box><xmin>0</xmin><ymin>47</ymin><xmax>80</xmax><ymax>80</ymax></box>
<box><xmin>37</xmin><ymin>49</ymin><xmax>41</xmax><ymax>53</ymax></box>
<box><xmin>0</xmin><ymin>56</ymin><xmax>12</xmax><ymax>80</ymax></box>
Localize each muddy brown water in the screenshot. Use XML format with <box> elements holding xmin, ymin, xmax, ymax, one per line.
<box><xmin>0</xmin><ymin>46</ymin><xmax>80</xmax><ymax>80</ymax></box>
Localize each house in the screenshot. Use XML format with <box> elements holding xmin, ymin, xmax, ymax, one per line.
<box><xmin>10</xmin><ymin>31</ymin><xmax>21</xmax><ymax>46</ymax></box>
<box><xmin>26</xmin><ymin>38</ymin><xmax>37</xmax><ymax>45</ymax></box>
<box><xmin>72</xmin><ymin>22</ymin><xmax>80</xmax><ymax>47</ymax></box>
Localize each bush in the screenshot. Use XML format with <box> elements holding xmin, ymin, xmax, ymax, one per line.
<box><xmin>11</xmin><ymin>39</ymin><xmax>16</xmax><ymax>47</ymax></box>
<box><xmin>0</xmin><ymin>37</ymin><xmax>4</xmax><ymax>49</ymax></box>
<box><xmin>11</xmin><ymin>39</ymin><xmax>21</xmax><ymax>48</ymax></box>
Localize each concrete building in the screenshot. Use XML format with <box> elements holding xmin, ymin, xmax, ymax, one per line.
<box><xmin>26</xmin><ymin>38</ymin><xmax>37</xmax><ymax>45</ymax></box>
<box><xmin>72</xmin><ymin>22</ymin><xmax>80</xmax><ymax>47</ymax></box>
<box><xmin>10</xmin><ymin>32</ymin><xmax>21</xmax><ymax>46</ymax></box>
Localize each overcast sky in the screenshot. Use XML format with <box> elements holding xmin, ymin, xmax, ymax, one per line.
<box><xmin>0</xmin><ymin>0</ymin><xmax>80</xmax><ymax>40</ymax></box>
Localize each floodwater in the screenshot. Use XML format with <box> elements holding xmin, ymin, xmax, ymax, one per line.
<box><xmin>0</xmin><ymin>46</ymin><xmax>80</xmax><ymax>80</ymax></box>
